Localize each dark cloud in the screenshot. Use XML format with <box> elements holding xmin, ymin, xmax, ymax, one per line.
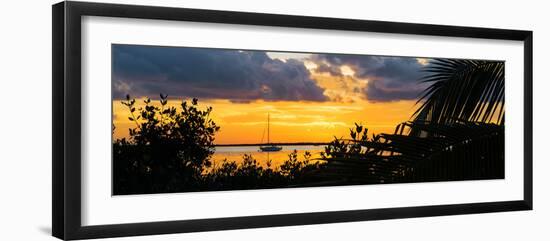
<box><xmin>316</xmin><ymin>62</ymin><xmax>343</xmax><ymax>76</ymax></box>
<box><xmin>112</xmin><ymin>45</ymin><xmax>328</xmax><ymax>102</ymax></box>
<box><xmin>311</xmin><ymin>54</ymin><xmax>429</xmax><ymax>102</ymax></box>
<box><xmin>365</xmin><ymin>81</ymin><xmax>423</xmax><ymax>102</ymax></box>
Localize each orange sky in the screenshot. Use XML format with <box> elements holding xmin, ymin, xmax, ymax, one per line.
<box><xmin>112</xmin><ymin>97</ymin><xmax>418</xmax><ymax>144</ymax></box>
<box><xmin>112</xmin><ymin>56</ymin><xmax>424</xmax><ymax>144</ymax></box>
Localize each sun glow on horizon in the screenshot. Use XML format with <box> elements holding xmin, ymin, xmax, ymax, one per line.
<box><xmin>112</xmin><ymin>97</ymin><xmax>418</xmax><ymax>145</ymax></box>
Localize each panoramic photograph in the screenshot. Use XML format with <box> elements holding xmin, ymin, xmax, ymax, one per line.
<box><xmin>111</xmin><ymin>44</ymin><xmax>505</xmax><ymax>195</ymax></box>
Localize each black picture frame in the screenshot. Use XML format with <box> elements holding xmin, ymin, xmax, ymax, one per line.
<box><xmin>52</xmin><ymin>1</ymin><xmax>533</xmax><ymax>240</ymax></box>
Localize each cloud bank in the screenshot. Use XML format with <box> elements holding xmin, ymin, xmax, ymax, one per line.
<box><xmin>310</xmin><ymin>54</ymin><xmax>429</xmax><ymax>102</ymax></box>
<box><xmin>113</xmin><ymin>45</ymin><xmax>431</xmax><ymax>103</ymax></box>
<box><xmin>113</xmin><ymin>45</ymin><xmax>328</xmax><ymax>102</ymax></box>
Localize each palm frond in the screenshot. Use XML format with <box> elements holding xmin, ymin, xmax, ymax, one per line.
<box><xmin>412</xmin><ymin>59</ymin><xmax>504</xmax><ymax>125</ymax></box>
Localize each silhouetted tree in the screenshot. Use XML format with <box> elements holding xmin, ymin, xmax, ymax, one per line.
<box><xmin>113</xmin><ymin>94</ymin><xmax>220</xmax><ymax>194</ymax></box>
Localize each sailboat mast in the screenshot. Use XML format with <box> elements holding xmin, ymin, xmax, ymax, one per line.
<box><xmin>259</xmin><ymin>112</ymin><xmax>281</xmax><ymax>152</ymax></box>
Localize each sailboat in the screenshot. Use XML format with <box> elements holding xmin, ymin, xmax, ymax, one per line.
<box><xmin>259</xmin><ymin>113</ymin><xmax>283</xmax><ymax>152</ymax></box>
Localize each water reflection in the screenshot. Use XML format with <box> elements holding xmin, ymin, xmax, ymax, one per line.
<box><xmin>211</xmin><ymin>145</ymin><xmax>326</xmax><ymax>168</ymax></box>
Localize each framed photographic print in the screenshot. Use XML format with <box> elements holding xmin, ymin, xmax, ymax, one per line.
<box><xmin>52</xmin><ymin>1</ymin><xmax>533</xmax><ymax>240</ymax></box>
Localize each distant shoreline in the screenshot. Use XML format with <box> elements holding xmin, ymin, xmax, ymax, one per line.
<box><xmin>215</xmin><ymin>142</ymin><xmax>329</xmax><ymax>147</ymax></box>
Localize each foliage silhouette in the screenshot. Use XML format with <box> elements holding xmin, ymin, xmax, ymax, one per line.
<box><xmin>202</xmin><ymin>151</ymin><xmax>326</xmax><ymax>191</ymax></box>
<box><xmin>113</xmin><ymin>95</ymin><xmax>325</xmax><ymax>194</ymax></box>
<box><xmin>320</xmin><ymin>121</ymin><xmax>504</xmax><ymax>184</ymax></box>
<box><xmin>113</xmin><ymin>94</ymin><xmax>220</xmax><ymax>194</ymax></box>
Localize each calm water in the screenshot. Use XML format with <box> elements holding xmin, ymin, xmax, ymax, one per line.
<box><xmin>211</xmin><ymin>145</ymin><xmax>326</xmax><ymax>168</ymax></box>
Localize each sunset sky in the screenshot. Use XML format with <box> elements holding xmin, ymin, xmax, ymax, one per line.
<box><xmin>112</xmin><ymin>44</ymin><xmax>432</xmax><ymax>144</ymax></box>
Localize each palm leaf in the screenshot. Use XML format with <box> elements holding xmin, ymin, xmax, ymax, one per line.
<box><xmin>412</xmin><ymin>59</ymin><xmax>504</xmax><ymax>125</ymax></box>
